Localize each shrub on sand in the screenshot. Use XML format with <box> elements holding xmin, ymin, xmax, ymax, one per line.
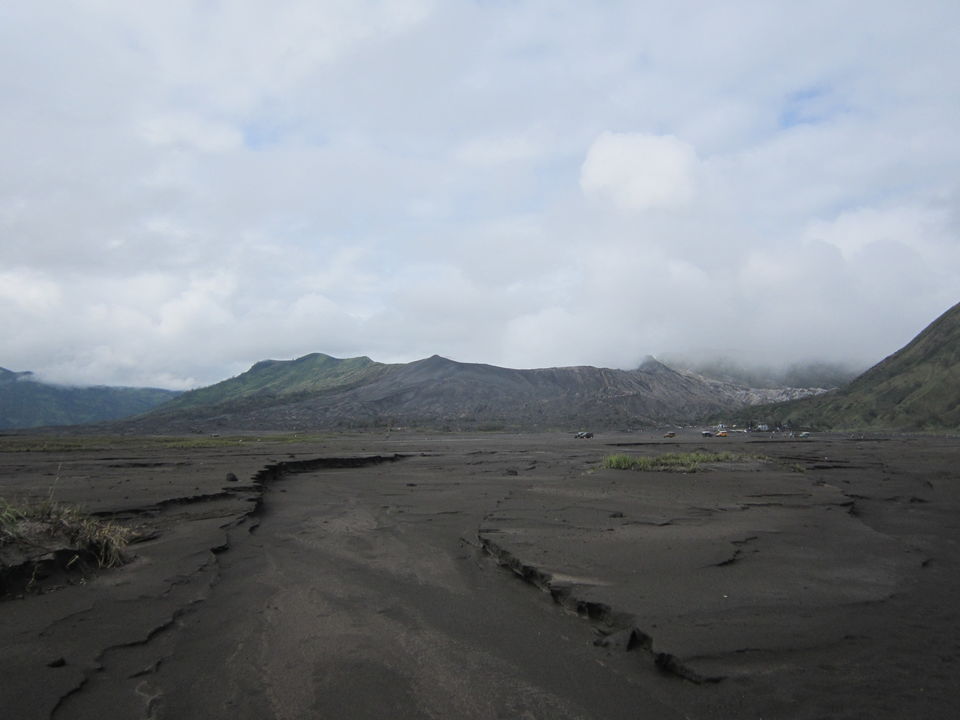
<box><xmin>0</xmin><ymin>498</ymin><xmax>133</xmax><ymax>569</ymax></box>
<box><xmin>602</xmin><ymin>451</ymin><xmax>748</xmax><ymax>473</ymax></box>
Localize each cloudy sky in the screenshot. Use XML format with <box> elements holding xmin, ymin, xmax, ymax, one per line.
<box><xmin>2</xmin><ymin>1</ymin><xmax>959</xmax><ymax>389</ymax></box>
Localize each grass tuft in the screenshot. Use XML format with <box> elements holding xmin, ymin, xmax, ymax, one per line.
<box><xmin>0</xmin><ymin>497</ymin><xmax>133</xmax><ymax>568</ymax></box>
<box><xmin>602</xmin><ymin>451</ymin><xmax>754</xmax><ymax>473</ymax></box>
<box><xmin>0</xmin><ymin>498</ymin><xmax>23</xmax><ymax>529</ymax></box>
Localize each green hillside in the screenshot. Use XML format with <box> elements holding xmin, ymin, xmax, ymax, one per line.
<box><xmin>767</xmin><ymin>301</ymin><xmax>960</xmax><ymax>431</ymax></box>
<box><xmin>0</xmin><ymin>369</ymin><xmax>180</xmax><ymax>429</ymax></box>
<box><xmin>161</xmin><ymin>353</ymin><xmax>392</xmax><ymax>411</ymax></box>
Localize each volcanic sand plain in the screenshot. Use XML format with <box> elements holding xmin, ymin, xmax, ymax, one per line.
<box><xmin>1</xmin><ymin>430</ymin><xmax>958</xmax><ymax>719</ymax></box>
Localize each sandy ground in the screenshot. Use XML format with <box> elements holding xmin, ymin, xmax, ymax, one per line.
<box><xmin>1</xmin><ymin>430</ymin><xmax>959</xmax><ymax>719</ymax></box>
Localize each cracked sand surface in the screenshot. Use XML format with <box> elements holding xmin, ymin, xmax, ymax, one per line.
<box><xmin>2</xmin><ymin>432</ymin><xmax>959</xmax><ymax>718</ymax></box>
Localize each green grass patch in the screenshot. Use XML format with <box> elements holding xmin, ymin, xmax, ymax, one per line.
<box><xmin>602</xmin><ymin>451</ymin><xmax>755</xmax><ymax>472</ymax></box>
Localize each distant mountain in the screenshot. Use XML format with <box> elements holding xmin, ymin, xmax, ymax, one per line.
<box><xmin>759</xmin><ymin>301</ymin><xmax>960</xmax><ymax>431</ymax></box>
<box><xmin>119</xmin><ymin>352</ymin><xmax>824</xmax><ymax>433</ymax></box>
<box><xmin>0</xmin><ymin>368</ymin><xmax>181</xmax><ymax>429</ymax></box>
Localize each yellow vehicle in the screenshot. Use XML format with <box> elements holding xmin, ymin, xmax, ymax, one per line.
<box><xmin>716</xmin><ymin>430</ymin><xmax>728</xmax><ymax>437</ymax></box>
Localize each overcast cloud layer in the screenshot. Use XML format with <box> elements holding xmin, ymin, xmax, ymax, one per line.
<box><xmin>2</xmin><ymin>1</ymin><xmax>959</xmax><ymax>389</ymax></box>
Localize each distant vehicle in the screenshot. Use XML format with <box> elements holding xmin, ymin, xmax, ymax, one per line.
<box><xmin>716</xmin><ymin>430</ymin><xmax>728</xmax><ymax>437</ymax></box>
<box><xmin>701</xmin><ymin>431</ymin><xmax>713</xmax><ymax>437</ymax></box>
<box><xmin>798</xmin><ymin>431</ymin><xmax>811</xmax><ymax>439</ymax></box>
<box><xmin>574</xmin><ymin>431</ymin><xmax>594</xmax><ymax>439</ymax></box>
<box><xmin>663</xmin><ymin>431</ymin><xmax>676</xmax><ymax>438</ymax></box>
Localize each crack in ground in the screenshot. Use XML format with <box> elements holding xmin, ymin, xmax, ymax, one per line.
<box><xmin>46</xmin><ymin>453</ymin><xmax>409</xmax><ymax>719</ymax></box>
<box><xmin>478</xmin><ymin>535</ymin><xmax>724</xmax><ymax>685</ymax></box>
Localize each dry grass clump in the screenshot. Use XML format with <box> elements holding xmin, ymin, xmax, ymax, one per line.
<box><xmin>0</xmin><ymin>497</ymin><xmax>132</xmax><ymax>569</ymax></box>
<box><xmin>602</xmin><ymin>451</ymin><xmax>752</xmax><ymax>473</ymax></box>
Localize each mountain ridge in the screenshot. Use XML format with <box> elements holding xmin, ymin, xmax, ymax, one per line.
<box><xmin>119</xmin><ymin>353</ymin><xmax>822</xmax><ymax>433</ymax></box>
<box><xmin>0</xmin><ymin>368</ymin><xmax>181</xmax><ymax>430</ymax></box>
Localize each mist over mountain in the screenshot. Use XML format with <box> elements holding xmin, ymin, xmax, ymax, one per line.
<box><xmin>752</xmin><ymin>301</ymin><xmax>960</xmax><ymax>431</ymax></box>
<box><xmin>0</xmin><ymin>368</ymin><xmax>180</xmax><ymax>429</ymax></box>
<box><xmin>9</xmin><ymin>296</ymin><xmax>956</xmax><ymax>434</ymax></box>
<box><xmin>660</xmin><ymin>355</ymin><xmax>863</xmax><ymax>390</ymax></box>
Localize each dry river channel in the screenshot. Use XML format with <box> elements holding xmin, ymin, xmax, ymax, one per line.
<box><xmin>2</xmin><ymin>431</ymin><xmax>959</xmax><ymax>719</ymax></box>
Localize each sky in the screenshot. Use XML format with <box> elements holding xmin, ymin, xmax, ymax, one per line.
<box><xmin>2</xmin><ymin>1</ymin><xmax>959</xmax><ymax>389</ymax></box>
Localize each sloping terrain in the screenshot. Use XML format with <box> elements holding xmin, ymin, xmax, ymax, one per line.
<box><xmin>764</xmin><ymin>301</ymin><xmax>960</xmax><ymax>430</ymax></box>
<box><xmin>0</xmin><ymin>369</ymin><xmax>180</xmax><ymax>429</ymax></box>
<box><xmin>121</xmin><ymin>353</ymin><xmax>818</xmax><ymax>433</ymax></box>
<box><xmin>163</xmin><ymin>353</ymin><xmax>390</xmax><ymax>410</ymax></box>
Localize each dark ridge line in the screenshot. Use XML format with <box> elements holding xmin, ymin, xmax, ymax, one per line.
<box><xmin>90</xmin><ymin>491</ymin><xmax>242</xmax><ymax>518</ymax></box>
<box><xmin>89</xmin><ymin>454</ymin><xmax>409</xmax><ymax>524</ymax></box>
<box><xmin>242</xmin><ymin>454</ymin><xmax>408</xmax><ymax>523</ymax></box>
<box><xmin>128</xmin><ymin>657</ymin><xmax>162</xmax><ymax>679</ymax></box>
<box><xmin>48</xmin><ymin>673</ymin><xmax>90</xmax><ymax>720</ymax></box>
<box><xmin>712</xmin><ymin>549</ymin><xmax>742</xmax><ymax>567</ymax></box>
<box><xmin>478</xmin><ymin>535</ymin><xmax>724</xmax><ymax>685</ymax></box>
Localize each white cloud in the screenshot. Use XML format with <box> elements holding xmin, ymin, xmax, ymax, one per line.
<box><xmin>580</xmin><ymin>132</ymin><xmax>699</xmax><ymax>211</ymax></box>
<box><xmin>2</xmin><ymin>1</ymin><xmax>960</xmax><ymax>388</ymax></box>
<box><xmin>804</xmin><ymin>205</ymin><xmax>947</xmax><ymax>262</ymax></box>
<box><xmin>0</xmin><ymin>270</ymin><xmax>61</xmax><ymax>313</ymax></box>
<box><xmin>454</xmin><ymin>134</ymin><xmax>544</xmax><ymax>167</ymax></box>
<box><xmin>79</xmin><ymin>0</ymin><xmax>436</xmax><ymax>114</ymax></box>
<box><xmin>141</xmin><ymin>113</ymin><xmax>243</xmax><ymax>153</ymax></box>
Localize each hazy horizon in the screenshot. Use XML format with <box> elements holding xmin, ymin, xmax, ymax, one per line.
<box><xmin>6</xmin><ymin>347</ymin><xmax>870</xmax><ymax>393</ymax></box>
<box><xmin>3</xmin><ymin>2</ymin><xmax>958</xmax><ymax>389</ymax></box>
